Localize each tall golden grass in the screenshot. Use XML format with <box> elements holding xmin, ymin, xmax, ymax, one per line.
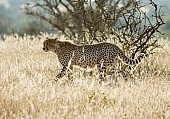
<box><xmin>0</xmin><ymin>34</ymin><xmax>170</xmax><ymax>119</ymax></box>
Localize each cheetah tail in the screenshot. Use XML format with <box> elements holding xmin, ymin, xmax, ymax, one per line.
<box><xmin>119</xmin><ymin>52</ymin><xmax>145</xmax><ymax>65</ymax></box>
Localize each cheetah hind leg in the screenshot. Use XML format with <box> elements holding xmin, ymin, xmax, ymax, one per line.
<box><xmin>114</xmin><ymin>69</ymin><xmax>128</xmax><ymax>82</ymax></box>
<box><xmin>106</xmin><ymin>69</ymin><xmax>128</xmax><ymax>82</ymax></box>
<box><xmin>113</xmin><ymin>58</ymin><xmax>128</xmax><ymax>82</ymax></box>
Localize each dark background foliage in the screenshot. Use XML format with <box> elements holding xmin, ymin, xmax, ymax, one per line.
<box><xmin>0</xmin><ymin>0</ymin><xmax>169</xmax><ymax>38</ymax></box>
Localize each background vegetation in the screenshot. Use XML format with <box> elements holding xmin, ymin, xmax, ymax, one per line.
<box><xmin>0</xmin><ymin>0</ymin><xmax>169</xmax><ymax>38</ymax></box>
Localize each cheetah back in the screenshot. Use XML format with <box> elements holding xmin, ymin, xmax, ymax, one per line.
<box><xmin>72</xmin><ymin>43</ymin><xmax>120</xmax><ymax>68</ymax></box>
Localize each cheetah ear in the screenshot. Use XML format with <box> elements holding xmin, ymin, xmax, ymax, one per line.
<box><xmin>55</xmin><ymin>38</ymin><xmax>59</xmax><ymax>43</ymax></box>
<box><xmin>54</xmin><ymin>38</ymin><xmax>60</xmax><ymax>49</ymax></box>
<box><xmin>46</xmin><ymin>37</ymin><xmax>50</xmax><ymax>40</ymax></box>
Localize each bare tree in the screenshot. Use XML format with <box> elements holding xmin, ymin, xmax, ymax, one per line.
<box><xmin>23</xmin><ymin>0</ymin><xmax>164</xmax><ymax>58</ymax></box>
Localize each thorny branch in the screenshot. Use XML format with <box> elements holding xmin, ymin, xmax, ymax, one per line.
<box><xmin>24</xmin><ymin>0</ymin><xmax>164</xmax><ymax>57</ymax></box>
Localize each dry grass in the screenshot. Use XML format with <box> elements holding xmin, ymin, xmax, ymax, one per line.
<box><xmin>0</xmin><ymin>34</ymin><xmax>170</xmax><ymax>119</ymax></box>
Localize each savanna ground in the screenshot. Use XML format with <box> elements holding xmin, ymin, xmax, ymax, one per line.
<box><xmin>0</xmin><ymin>34</ymin><xmax>170</xmax><ymax>119</ymax></box>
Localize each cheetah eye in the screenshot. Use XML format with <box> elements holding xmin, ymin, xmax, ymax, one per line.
<box><xmin>46</xmin><ymin>45</ymin><xmax>49</xmax><ymax>50</ymax></box>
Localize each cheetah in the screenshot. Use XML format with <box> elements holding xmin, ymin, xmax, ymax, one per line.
<box><xmin>43</xmin><ymin>38</ymin><xmax>145</xmax><ymax>82</ymax></box>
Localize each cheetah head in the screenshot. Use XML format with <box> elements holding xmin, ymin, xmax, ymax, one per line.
<box><xmin>43</xmin><ymin>38</ymin><xmax>59</xmax><ymax>52</ymax></box>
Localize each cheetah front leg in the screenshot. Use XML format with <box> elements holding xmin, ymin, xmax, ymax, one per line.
<box><xmin>55</xmin><ymin>66</ymin><xmax>73</xmax><ymax>82</ymax></box>
<box><xmin>55</xmin><ymin>67</ymin><xmax>67</xmax><ymax>82</ymax></box>
<box><xmin>97</xmin><ymin>64</ymin><xmax>107</xmax><ymax>83</ymax></box>
<box><xmin>67</xmin><ymin>65</ymin><xmax>73</xmax><ymax>81</ymax></box>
